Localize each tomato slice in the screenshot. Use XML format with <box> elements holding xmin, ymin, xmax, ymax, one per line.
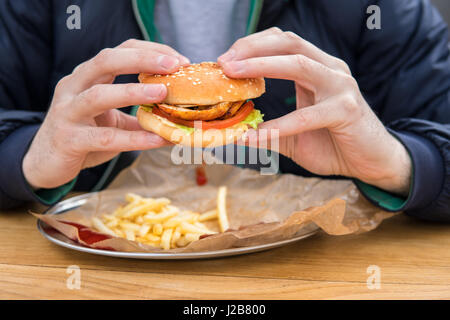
<box><xmin>152</xmin><ymin>101</ymin><xmax>255</xmax><ymax>130</ymax></box>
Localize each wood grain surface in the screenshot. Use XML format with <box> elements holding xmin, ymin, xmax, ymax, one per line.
<box><xmin>1</xmin><ymin>195</ymin><xmax>449</xmax><ymax>299</ymax></box>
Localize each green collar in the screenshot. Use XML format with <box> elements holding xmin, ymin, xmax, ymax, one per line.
<box><xmin>132</xmin><ymin>0</ymin><xmax>264</xmax><ymax>42</ymax></box>
<box><xmin>246</xmin><ymin>0</ymin><xmax>264</xmax><ymax>35</ymax></box>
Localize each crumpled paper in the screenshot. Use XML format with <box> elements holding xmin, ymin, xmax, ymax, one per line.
<box><xmin>33</xmin><ymin>147</ymin><xmax>397</xmax><ymax>252</ymax></box>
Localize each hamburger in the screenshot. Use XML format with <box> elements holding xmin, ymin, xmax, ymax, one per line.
<box><xmin>137</xmin><ymin>62</ymin><xmax>265</xmax><ymax>147</ymax></box>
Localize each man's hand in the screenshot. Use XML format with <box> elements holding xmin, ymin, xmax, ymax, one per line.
<box><xmin>23</xmin><ymin>39</ymin><xmax>190</xmax><ymax>190</ymax></box>
<box><xmin>219</xmin><ymin>28</ymin><xmax>412</xmax><ymax>195</ymax></box>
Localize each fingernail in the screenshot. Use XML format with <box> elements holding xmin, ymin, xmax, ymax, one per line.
<box><xmin>219</xmin><ymin>49</ymin><xmax>236</xmax><ymax>63</ymax></box>
<box><xmin>226</xmin><ymin>60</ymin><xmax>246</xmax><ymax>74</ymax></box>
<box><xmin>180</xmin><ymin>56</ymin><xmax>191</xmax><ymax>65</ymax></box>
<box><xmin>157</xmin><ymin>55</ymin><xmax>179</xmax><ymax>70</ymax></box>
<box><xmin>144</xmin><ymin>84</ymin><xmax>166</xmax><ymax>99</ymax></box>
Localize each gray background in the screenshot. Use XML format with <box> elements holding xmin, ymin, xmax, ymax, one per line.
<box><xmin>431</xmin><ymin>0</ymin><xmax>450</xmax><ymax>28</ymax></box>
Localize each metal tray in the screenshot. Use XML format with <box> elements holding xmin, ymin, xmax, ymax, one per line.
<box><xmin>37</xmin><ymin>193</ymin><xmax>319</xmax><ymax>259</ymax></box>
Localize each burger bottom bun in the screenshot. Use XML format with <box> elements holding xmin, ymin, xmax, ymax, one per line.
<box><xmin>137</xmin><ymin>106</ymin><xmax>249</xmax><ymax>148</ymax></box>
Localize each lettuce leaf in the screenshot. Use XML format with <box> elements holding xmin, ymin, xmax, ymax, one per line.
<box><xmin>240</xmin><ymin>109</ymin><xmax>264</xmax><ymax>129</ymax></box>
<box><xmin>173</xmin><ymin>123</ymin><xmax>195</xmax><ymax>134</ymax></box>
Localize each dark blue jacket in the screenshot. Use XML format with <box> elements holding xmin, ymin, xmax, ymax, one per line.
<box><xmin>0</xmin><ymin>0</ymin><xmax>449</xmax><ymax>220</ymax></box>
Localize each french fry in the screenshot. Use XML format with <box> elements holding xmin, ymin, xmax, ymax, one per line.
<box><xmin>163</xmin><ymin>215</ymin><xmax>198</xmax><ymax>228</ymax></box>
<box><xmin>124</xmin><ymin>230</ymin><xmax>135</xmax><ymax>241</ymax></box>
<box><xmin>153</xmin><ymin>223</ymin><xmax>163</xmax><ymax>235</ymax></box>
<box><xmin>199</xmin><ymin>209</ymin><xmax>217</xmax><ymax>222</ymax></box>
<box><xmin>160</xmin><ymin>228</ymin><xmax>173</xmax><ymax>250</ymax></box>
<box><xmin>194</xmin><ymin>221</ymin><xmax>210</xmax><ymax>230</ymax></box>
<box><xmin>144</xmin><ymin>210</ymin><xmax>178</xmax><ymax>223</ymax></box>
<box><xmin>180</xmin><ymin>221</ymin><xmax>214</xmax><ymax>235</ymax></box>
<box><xmin>105</xmin><ymin>218</ymin><xmax>118</xmax><ymax>228</ymax></box>
<box><xmin>92</xmin><ymin>217</ymin><xmax>116</xmax><ymax>237</ymax></box>
<box><xmin>146</xmin><ymin>233</ymin><xmax>161</xmax><ymax>242</ymax></box>
<box><xmin>115</xmin><ymin>199</ymin><xmax>141</xmax><ymax>217</ymax></box>
<box><xmin>181</xmin><ymin>211</ymin><xmax>200</xmax><ymax>221</ymax></box>
<box><xmin>176</xmin><ymin>236</ymin><xmax>189</xmax><ymax>247</ymax></box>
<box><xmin>112</xmin><ymin>228</ymin><xmax>124</xmax><ymax>237</ymax></box>
<box><xmin>217</xmin><ymin>186</ymin><xmax>229</xmax><ymax>232</ymax></box>
<box><xmin>121</xmin><ymin>198</ymin><xmax>170</xmax><ymax>219</ymax></box>
<box><xmin>119</xmin><ymin>221</ymin><xmax>141</xmax><ymax>233</ymax></box>
<box><xmin>91</xmin><ymin>187</ymin><xmax>230</xmax><ymax>250</ymax></box>
<box><xmin>125</xmin><ymin>193</ymin><xmax>142</xmax><ymax>203</ymax></box>
<box><xmin>171</xmin><ymin>227</ymin><xmax>181</xmax><ymax>247</ymax></box>
<box><xmin>184</xmin><ymin>233</ymin><xmax>200</xmax><ymax>243</ymax></box>
<box><xmin>135</xmin><ymin>216</ymin><xmax>144</xmax><ymax>224</ymax></box>
<box><xmin>102</xmin><ymin>214</ymin><xmax>116</xmax><ymax>222</ymax></box>
<box><xmin>138</xmin><ymin>224</ymin><xmax>151</xmax><ymax>237</ymax></box>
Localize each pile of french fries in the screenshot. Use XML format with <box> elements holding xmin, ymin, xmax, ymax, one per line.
<box><xmin>91</xmin><ymin>186</ymin><xmax>229</xmax><ymax>250</ymax></box>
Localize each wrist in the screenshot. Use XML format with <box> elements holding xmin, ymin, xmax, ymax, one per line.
<box><xmin>22</xmin><ymin>151</ymin><xmax>42</xmax><ymax>190</ymax></box>
<box><xmin>363</xmin><ymin>137</ymin><xmax>412</xmax><ymax>196</ymax></box>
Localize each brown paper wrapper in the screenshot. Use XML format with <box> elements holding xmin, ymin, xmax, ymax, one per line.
<box><xmin>33</xmin><ymin>147</ymin><xmax>397</xmax><ymax>253</ymax></box>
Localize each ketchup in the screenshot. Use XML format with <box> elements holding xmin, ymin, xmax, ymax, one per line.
<box><xmin>196</xmin><ymin>166</ymin><xmax>207</xmax><ymax>186</ymax></box>
<box><xmin>61</xmin><ymin>221</ymin><xmax>114</xmax><ymax>249</ymax></box>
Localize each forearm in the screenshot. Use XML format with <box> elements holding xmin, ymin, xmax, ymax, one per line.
<box><xmin>0</xmin><ymin>124</ymin><xmax>42</xmax><ymax>209</ymax></box>
<box><xmin>0</xmin><ymin>123</ymin><xmax>76</xmax><ymax>209</ymax></box>
<box><xmin>360</xmin><ymin>130</ymin><xmax>412</xmax><ymax>197</ymax></box>
<box><xmin>356</xmin><ymin>123</ymin><xmax>448</xmax><ymax>221</ymax></box>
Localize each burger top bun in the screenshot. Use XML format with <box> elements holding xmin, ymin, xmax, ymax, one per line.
<box><xmin>138</xmin><ymin>62</ymin><xmax>265</xmax><ymax>105</ymax></box>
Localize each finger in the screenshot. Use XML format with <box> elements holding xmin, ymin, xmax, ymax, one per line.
<box><xmin>218</xmin><ymin>27</ymin><xmax>284</xmax><ymax>63</ymax></box>
<box><xmin>245</xmin><ymin>94</ymin><xmax>361</xmax><ymax>143</ymax></box>
<box><xmin>71</xmin><ymin>83</ymin><xmax>166</xmax><ymax>119</ymax></box>
<box><xmin>74</xmin><ymin>127</ymin><xmax>171</xmax><ymax>153</ymax></box>
<box><xmin>117</xmin><ymin>39</ymin><xmax>190</xmax><ymax>65</ymax></box>
<box><xmin>94</xmin><ymin>110</ymin><xmax>144</xmax><ymax>131</ymax></box>
<box><xmin>223</xmin><ymin>55</ymin><xmax>338</xmax><ymax>94</ymax></box>
<box><xmin>69</xmin><ymin>48</ymin><xmax>182</xmax><ymax>94</ymax></box>
<box><xmin>220</xmin><ymin>32</ymin><xmax>349</xmax><ymax>73</ymax></box>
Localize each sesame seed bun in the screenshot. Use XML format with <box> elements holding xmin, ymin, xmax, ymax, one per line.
<box><xmin>137</xmin><ymin>106</ymin><xmax>249</xmax><ymax>147</ymax></box>
<box><xmin>138</xmin><ymin>62</ymin><xmax>265</xmax><ymax>105</ymax></box>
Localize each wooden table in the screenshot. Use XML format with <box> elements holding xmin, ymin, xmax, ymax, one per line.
<box><xmin>1</xmin><ymin>195</ymin><xmax>450</xmax><ymax>300</ymax></box>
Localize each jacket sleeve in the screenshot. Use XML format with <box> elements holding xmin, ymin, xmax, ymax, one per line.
<box><xmin>0</xmin><ymin>1</ymin><xmax>76</xmax><ymax>209</ymax></box>
<box><xmin>355</xmin><ymin>0</ymin><xmax>450</xmax><ymax>221</ymax></box>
